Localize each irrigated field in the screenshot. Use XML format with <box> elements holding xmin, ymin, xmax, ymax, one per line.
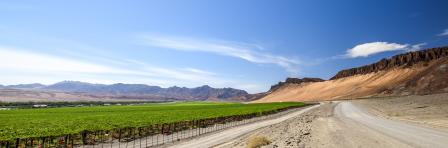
<box><xmin>0</xmin><ymin>102</ymin><xmax>305</xmax><ymax>141</ymax></box>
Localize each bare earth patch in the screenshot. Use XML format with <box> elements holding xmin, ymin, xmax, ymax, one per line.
<box><xmin>354</xmin><ymin>93</ymin><xmax>448</xmax><ymax>129</ymax></box>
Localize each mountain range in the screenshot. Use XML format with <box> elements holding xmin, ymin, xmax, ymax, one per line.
<box><xmin>0</xmin><ymin>81</ymin><xmax>260</xmax><ymax>102</ymax></box>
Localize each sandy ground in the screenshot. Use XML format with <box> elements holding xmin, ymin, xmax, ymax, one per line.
<box><xmin>355</xmin><ymin>93</ymin><xmax>448</xmax><ymax>129</ymax></box>
<box><xmin>220</xmin><ymin>95</ymin><xmax>448</xmax><ymax>148</ymax></box>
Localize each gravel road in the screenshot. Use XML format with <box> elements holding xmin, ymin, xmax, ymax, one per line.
<box><xmin>337</xmin><ymin>101</ymin><xmax>448</xmax><ymax>148</ymax></box>
<box><xmin>219</xmin><ymin>101</ymin><xmax>448</xmax><ymax>148</ymax></box>
<box><xmin>167</xmin><ymin>105</ymin><xmax>320</xmax><ymax>148</ymax></box>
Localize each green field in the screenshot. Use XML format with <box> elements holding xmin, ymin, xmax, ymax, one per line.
<box><xmin>0</xmin><ymin>102</ymin><xmax>305</xmax><ymax>141</ymax></box>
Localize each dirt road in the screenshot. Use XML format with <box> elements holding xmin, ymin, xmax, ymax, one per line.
<box><xmin>336</xmin><ymin>102</ymin><xmax>448</xmax><ymax>148</ymax></box>
<box><xmin>167</xmin><ymin>105</ymin><xmax>320</xmax><ymax>148</ymax></box>
<box><xmin>220</xmin><ymin>100</ymin><xmax>448</xmax><ymax>148</ymax></box>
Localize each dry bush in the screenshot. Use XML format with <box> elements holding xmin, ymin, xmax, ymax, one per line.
<box><xmin>247</xmin><ymin>136</ymin><xmax>271</xmax><ymax>148</ymax></box>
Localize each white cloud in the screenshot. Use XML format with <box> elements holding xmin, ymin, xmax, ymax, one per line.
<box><xmin>346</xmin><ymin>42</ymin><xmax>408</xmax><ymax>58</ymax></box>
<box><xmin>438</xmin><ymin>29</ymin><xmax>448</xmax><ymax>36</ymax></box>
<box><xmin>0</xmin><ymin>47</ymin><xmax>264</xmax><ymax>93</ymax></box>
<box><xmin>139</xmin><ymin>35</ymin><xmax>300</xmax><ymax>74</ymax></box>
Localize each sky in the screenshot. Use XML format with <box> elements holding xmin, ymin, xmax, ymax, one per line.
<box><xmin>0</xmin><ymin>0</ymin><xmax>448</xmax><ymax>93</ymax></box>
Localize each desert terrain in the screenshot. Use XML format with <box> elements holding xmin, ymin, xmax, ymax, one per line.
<box><xmin>258</xmin><ymin>47</ymin><xmax>448</xmax><ymax>102</ymax></box>
<box><xmin>355</xmin><ymin>93</ymin><xmax>448</xmax><ymax>129</ymax></box>
<box><xmin>217</xmin><ymin>93</ymin><xmax>448</xmax><ymax>148</ymax></box>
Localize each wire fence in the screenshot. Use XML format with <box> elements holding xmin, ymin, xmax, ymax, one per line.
<box><xmin>0</xmin><ymin>105</ymin><xmax>307</xmax><ymax>148</ymax></box>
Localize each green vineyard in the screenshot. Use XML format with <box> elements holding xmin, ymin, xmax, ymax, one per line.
<box><xmin>0</xmin><ymin>102</ymin><xmax>305</xmax><ymax>143</ymax></box>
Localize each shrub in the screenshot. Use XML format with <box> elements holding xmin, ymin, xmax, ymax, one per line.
<box><xmin>247</xmin><ymin>136</ymin><xmax>271</xmax><ymax>148</ymax></box>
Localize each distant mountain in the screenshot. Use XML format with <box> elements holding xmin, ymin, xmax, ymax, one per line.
<box><xmin>45</xmin><ymin>81</ymin><xmax>163</xmax><ymax>95</ymax></box>
<box><xmin>43</xmin><ymin>81</ymin><xmax>252</xmax><ymax>101</ymax></box>
<box><xmin>1</xmin><ymin>81</ymin><xmax>260</xmax><ymax>102</ymax></box>
<box><xmin>5</xmin><ymin>83</ymin><xmax>46</xmax><ymax>89</ymax></box>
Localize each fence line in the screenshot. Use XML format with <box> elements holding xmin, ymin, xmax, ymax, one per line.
<box><xmin>0</xmin><ymin>105</ymin><xmax>308</xmax><ymax>148</ymax></box>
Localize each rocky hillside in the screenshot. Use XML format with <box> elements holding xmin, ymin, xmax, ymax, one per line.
<box><xmin>269</xmin><ymin>77</ymin><xmax>324</xmax><ymax>92</ymax></box>
<box><xmin>1</xmin><ymin>81</ymin><xmax>255</xmax><ymax>102</ymax></box>
<box><xmin>256</xmin><ymin>46</ymin><xmax>448</xmax><ymax>102</ymax></box>
<box><xmin>331</xmin><ymin>47</ymin><xmax>448</xmax><ymax>80</ymax></box>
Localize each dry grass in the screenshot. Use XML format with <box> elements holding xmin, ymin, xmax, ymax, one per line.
<box><xmin>246</xmin><ymin>136</ymin><xmax>271</xmax><ymax>148</ymax></box>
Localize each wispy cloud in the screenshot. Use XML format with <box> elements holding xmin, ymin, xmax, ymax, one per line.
<box><xmin>0</xmin><ymin>46</ymin><xmax>264</xmax><ymax>92</ymax></box>
<box><xmin>408</xmin><ymin>43</ymin><xmax>427</xmax><ymax>51</ymax></box>
<box><xmin>438</xmin><ymin>29</ymin><xmax>448</xmax><ymax>36</ymax></box>
<box><xmin>138</xmin><ymin>35</ymin><xmax>300</xmax><ymax>74</ymax></box>
<box><xmin>0</xmin><ymin>47</ymin><xmax>134</xmax><ymax>75</ymax></box>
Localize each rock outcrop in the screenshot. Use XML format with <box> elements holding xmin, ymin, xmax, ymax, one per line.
<box><xmin>331</xmin><ymin>47</ymin><xmax>448</xmax><ymax>80</ymax></box>
<box><xmin>256</xmin><ymin>46</ymin><xmax>448</xmax><ymax>103</ymax></box>
<box><xmin>270</xmin><ymin>77</ymin><xmax>324</xmax><ymax>92</ymax></box>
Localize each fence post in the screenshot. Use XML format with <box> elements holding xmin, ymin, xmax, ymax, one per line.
<box><xmin>164</xmin><ymin>124</ymin><xmax>166</xmax><ymax>143</ymax></box>
<box><xmin>146</xmin><ymin>127</ymin><xmax>149</xmax><ymax>148</ymax></box>
<box><xmin>100</xmin><ymin>131</ymin><xmax>104</xmax><ymax>148</ymax></box>
<box><xmin>198</xmin><ymin>120</ymin><xmax>201</xmax><ymax>135</ymax></box>
<box><xmin>132</xmin><ymin>128</ymin><xmax>136</xmax><ymax>148</ymax></box>
<box><xmin>14</xmin><ymin>138</ymin><xmax>19</xmax><ymax>148</ymax></box>
<box><xmin>81</xmin><ymin>132</ymin><xmax>87</xmax><ymax>145</ymax></box>
<box><xmin>170</xmin><ymin>123</ymin><xmax>173</xmax><ymax>142</ymax></box>
<box><xmin>118</xmin><ymin>129</ymin><xmax>121</xmax><ymax>148</ymax></box>
<box><xmin>151</xmin><ymin>125</ymin><xmax>154</xmax><ymax>147</ymax></box>
<box><xmin>157</xmin><ymin>124</ymin><xmax>160</xmax><ymax>146</ymax></box>
<box><xmin>199</xmin><ymin>120</ymin><xmax>201</xmax><ymax>135</ymax></box>
<box><xmin>176</xmin><ymin>122</ymin><xmax>179</xmax><ymax>141</ymax></box>
<box><xmin>41</xmin><ymin>138</ymin><xmax>45</xmax><ymax>148</ymax></box>
<box><xmin>139</xmin><ymin>128</ymin><xmax>142</xmax><ymax>148</ymax></box>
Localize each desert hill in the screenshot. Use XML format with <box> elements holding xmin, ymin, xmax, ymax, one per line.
<box><xmin>256</xmin><ymin>46</ymin><xmax>448</xmax><ymax>102</ymax></box>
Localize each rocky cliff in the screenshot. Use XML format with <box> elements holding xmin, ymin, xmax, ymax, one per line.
<box><xmin>270</xmin><ymin>77</ymin><xmax>324</xmax><ymax>92</ymax></box>
<box><xmin>256</xmin><ymin>46</ymin><xmax>448</xmax><ymax>102</ymax></box>
<box><xmin>331</xmin><ymin>47</ymin><xmax>448</xmax><ymax>80</ymax></box>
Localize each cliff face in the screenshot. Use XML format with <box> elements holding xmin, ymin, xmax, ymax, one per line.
<box><xmin>331</xmin><ymin>47</ymin><xmax>448</xmax><ymax>80</ymax></box>
<box><xmin>256</xmin><ymin>46</ymin><xmax>448</xmax><ymax>103</ymax></box>
<box><xmin>270</xmin><ymin>77</ymin><xmax>324</xmax><ymax>92</ymax></box>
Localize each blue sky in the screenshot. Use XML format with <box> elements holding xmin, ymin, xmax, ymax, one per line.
<box><xmin>0</xmin><ymin>0</ymin><xmax>447</xmax><ymax>93</ymax></box>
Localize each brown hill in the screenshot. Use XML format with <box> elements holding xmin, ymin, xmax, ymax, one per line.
<box><xmin>256</xmin><ymin>46</ymin><xmax>448</xmax><ymax>102</ymax></box>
